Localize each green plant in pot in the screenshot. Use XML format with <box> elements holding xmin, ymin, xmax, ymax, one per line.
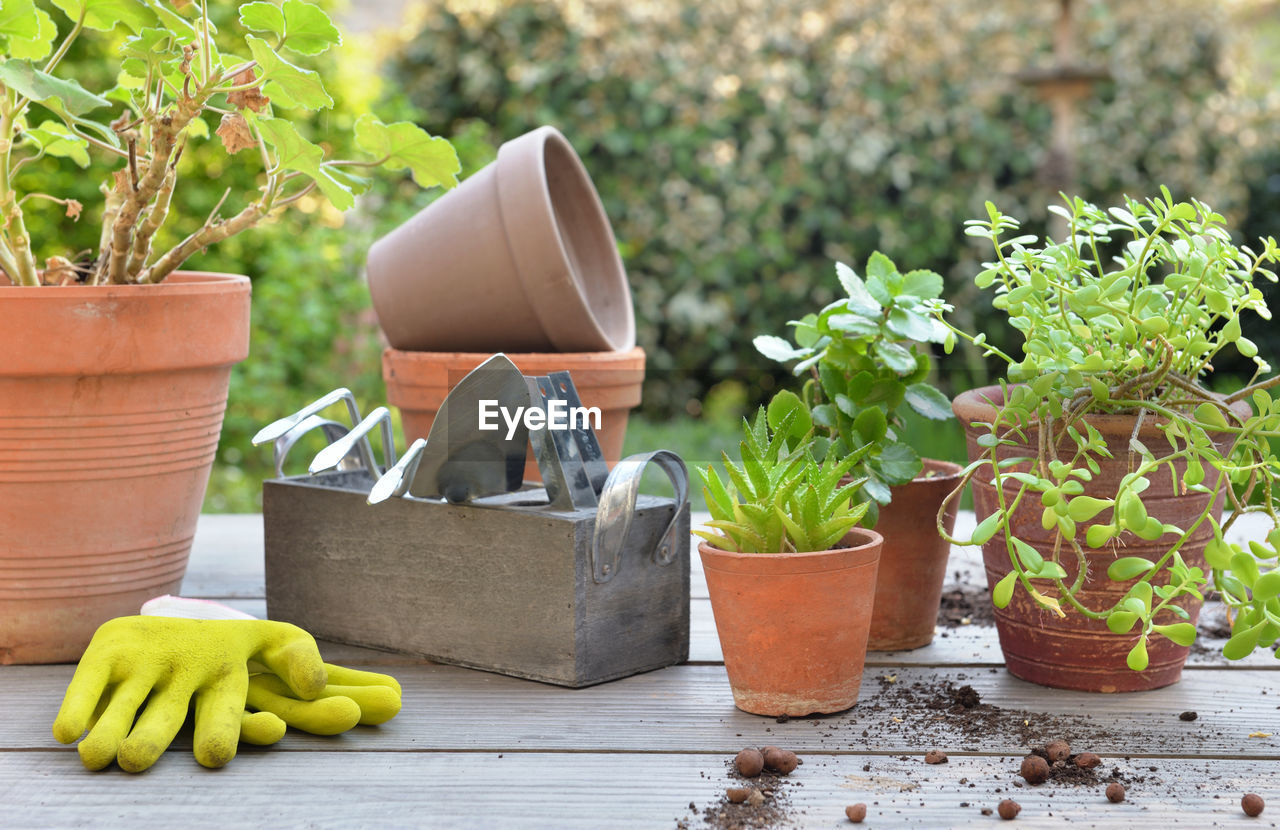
<box><xmin>754</xmin><ymin>252</ymin><xmax>962</xmax><ymax>651</ymax></box>
<box><xmin>693</xmin><ymin>397</ymin><xmax>883</xmax><ymax>717</ymax></box>
<box><xmin>0</xmin><ymin>0</ymin><xmax>459</xmax><ymax>663</ymax></box>
<box><xmin>936</xmin><ymin>190</ymin><xmax>1280</xmax><ymax>692</ymax></box>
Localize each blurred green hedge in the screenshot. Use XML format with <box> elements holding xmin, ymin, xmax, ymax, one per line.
<box><xmin>390</xmin><ymin>0</ymin><xmax>1280</xmax><ymax>415</ymax></box>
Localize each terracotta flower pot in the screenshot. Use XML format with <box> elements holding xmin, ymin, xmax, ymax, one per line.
<box><xmin>0</xmin><ymin>272</ymin><xmax>250</xmax><ymax>664</ymax></box>
<box><xmin>698</xmin><ymin>529</ymin><xmax>883</xmax><ymax>717</ymax></box>
<box><xmin>366</xmin><ymin>125</ymin><xmax>634</xmax><ymax>354</ymax></box>
<box><xmin>383</xmin><ymin>347</ymin><xmax>645</xmax><ymax>481</ymax></box>
<box><xmin>953</xmin><ymin>385</ymin><xmax>1250</xmax><ymax>692</ymax></box>
<box><xmin>866</xmin><ymin>458</ymin><xmax>963</xmax><ymax>651</ymax></box>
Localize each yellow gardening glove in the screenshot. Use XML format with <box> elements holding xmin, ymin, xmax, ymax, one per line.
<box><xmin>53</xmin><ymin>616</ymin><xmax>327</xmax><ymax>772</ymax></box>
<box><xmin>244</xmin><ymin>663</ymin><xmax>403</xmax><ymax>736</ymax></box>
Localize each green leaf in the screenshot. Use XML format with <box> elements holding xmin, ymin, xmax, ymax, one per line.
<box><xmin>0</xmin><ymin>0</ymin><xmax>40</xmax><ymax>39</ymax></box>
<box><xmin>873</xmin><ymin>442</ymin><xmax>920</xmax><ymax>485</ymax></box>
<box><xmin>5</xmin><ymin>7</ymin><xmax>55</xmax><ymax>60</ymax></box>
<box><xmin>874</xmin><ymin>340</ymin><xmax>918</xmax><ymax>375</ymax></box>
<box><xmin>864</xmin><ymin>251</ymin><xmax>898</xmax><ymax>304</ymax></box>
<box><xmin>23</xmin><ymin>120</ymin><xmax>89</xmax><ymax>167</ymax></box>
<box><xmin>352</xmin><ymin>114</ymin><xmax>459</xmax><ymax>190</ymax></box>
<box><xmin>753</xmin><ymin>334</ymin><xmax>808</xmax><ymax>364</ymax></box>
<box><xmin>1106</xmin><ymin>610</ymin><xmax>1139</xmax><ymax>634</ymax></box>
<box><xmin>900</xmin><ymin>269</ymin><xmax>944</xmax><ymax>300</ymax></box>
<box><xmin>1194</xmin><ymin>402</ymin><xmax>1229</xmax><ymax>430</ymax></box>
<box><xmin>239</xmin><ymin>1</ymin><xmax>284</xmax><ymax>37</ymax></box>
<box><xmin>245</xmin><ymin>34</ymin><xmax>332</xmax><ymax>110</ymax></box>
<box><xmin>1066</xmin><ymin>496</ymin><xmax>1112</xmax><ymax>522</ymax></box>
<box><xmin>834</xmin><ymin>261</ymin><xmax>881</xmax><ymax>315</ymax></box>
<box><xmin>50</xmin><ymin>0</ymin><xmax>155</xmax><ymax>33</ymax></box>
<box><xmin>1152</xmin><ymin>623</ymin><xmax>1197</xmax><ymax>647</ymax></box>
<box><xmin>853</xmin><ymin>406</ymin><xmax>887</xmax><ymax>445</ymax></box>
<box><xmin>1126</xmin><ymin>637</ymin><xmax>1150</xmax><ymax>671</ymax></box>
<box><xmin>1032</xmin><ymin>561</ymin><xmax>1069</xmax><ymax>580</ymax></box>
<box><xmin>278</xmin><ymin>0</ymin><xmax>341</xmax><ymax>55</ymax></box>
<box><xmin>254</xmin><ymin>116</ymin><xmax>353</xmax><ymax>210</ymax></box>
<box><xmin>885</xmin><ymin>307</ymin><xmax>936</xmax><ymax>342</ymax></box>
<box><xmin>971</xmin><ymin>511</ymin><xmax>1003</xmax><ymax>545</ymax></box>
<box><xmin>1223</xmin><ymin>621</ymin><xmax>1265</xmax><ymax>660</ymax></box>
<box><xmin>1254</xmin><ymin>571</ymin><xmax>1280</xmax><ymax>601</ymax></box>
<box><xmin>1107</xmin><ymin>557</ymin><xmax>1155</xmax><ymax>582</ymax></box>
<box><xmin>0</xmin><ymin>60</ymin><xmax>110</xmax><ymax>116</ymax></box>
<box><xmin>992</xmin><ymin>571</ymin><xmax>1017</xmax><ymax>608</ymax></box>
<box><xmin>1011</xmin><ymin>537</ymin><xmax>1044</xmax><ymax>573</ymax></box>
<box><xmin>766</xmin><ymin>390</ymin><xmax>811</xmax><ymax>445</ymax></box>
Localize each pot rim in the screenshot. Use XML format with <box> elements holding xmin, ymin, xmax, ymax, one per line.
<box><xmin>496</xmin><ymin>126</ymin><xmax>635</xmax><ymax>353</ymax></box>
<box><xmin>383</xmin><ymin>345</ymin><xmax>646</xmax><ymax>364</ymax></box>
<box><xmin>953</xmin><ymin>383</ymin><xmax>1253</xmax><ymax>432</ymax></box>
<box><xmin>0</xmin><ymin>270</ymin><xmax>249</xmax><ymax>296</ymax></box>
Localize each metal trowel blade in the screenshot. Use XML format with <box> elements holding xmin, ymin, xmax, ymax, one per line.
<box><xmin>407</xmin><ymin>354</ymin><xmax>531</xmax><ymax>503</ymax></box>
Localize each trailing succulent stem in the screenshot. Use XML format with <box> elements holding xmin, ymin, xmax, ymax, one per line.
<box><xmin>0</xmin><ymin>0</ymin><xmax>460</xmax><ymax>286</ymax></box>
<box><xmin>935</xmin><ymin>190</ymin><xmax>1280</xmax><ymax>667</ymax></box>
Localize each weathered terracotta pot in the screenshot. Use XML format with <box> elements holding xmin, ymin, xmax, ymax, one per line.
<box><xmin>0</xmin><ymin>272</ymin><xmax>250</xmax><ymax>664</ymax></box>
<box><xmin>698</xmin><ymin>528</ymin><xmax>882</xmax><ymax>717</ymax></box>
<box><xmin>954</xmin><ymin>385</ymin><xmax>1249</xmax><ymax>692</ymax></box>
<box><xmin>383</xmin><ymin>347</ymin><xmax>645</xmax><ymax>480</ymax></box>
<box><xmin>867</xmin><ymin>458</ymin><xmax>963</xmax><ymax>651</ymax></box>
<box><xmin>366</xmin><ymin>126</ymin><xmax>635</xmax><ymax>354</ymax></box>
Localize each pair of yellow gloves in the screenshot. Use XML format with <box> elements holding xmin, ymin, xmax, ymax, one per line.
<box><xmin>52</xmin><ymin>615</ymin><xmax>402</xmax><ymax>772</ymax></box>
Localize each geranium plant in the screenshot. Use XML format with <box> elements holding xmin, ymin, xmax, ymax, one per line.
<box><xmin>935</xmin><ymin>190</ymin><xmax>1280</xmax><ymax>667</ymax></box>
<box><xmin>754</xmin><ymin>252</ymin><xmax>953</xmax><ymax>524</ymax></box>
<box><xmin>694</xmin><ymin>399</ymin><xmax>872</xmax><ymax>554</ymax></box>
<box><xmin>0</xmin><ymin>0</ymin><xmax>458</xmax><ymax>286</ymax></box>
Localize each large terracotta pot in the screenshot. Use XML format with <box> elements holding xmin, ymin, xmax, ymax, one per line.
<box><xmin>866</xmin><ymin>458</ymin><xmax>963</xmax><ymax>651</ymax></box>
<box><xmin>366</xmin><ymin>126</ymin><xmax>634</xmax><ymax>354</ymax></box>
<box><xmin>383</xmin><ymin>347</ymin><xmax>645</xmax><ymax>481</ymax></box>
<box><xmin>954</xmin><ymin>385</ymin><xmax>1249</xmax><ymax>692</ymax></box>
<box><xmin>698</xmin><ymin>529</ymin><xmax>882</xmax><ymax>717</ymax></box>
<box><xmin>0</xmin><ymin>272</ymin><xmax>250</xmax><ymax>664</ymax></box>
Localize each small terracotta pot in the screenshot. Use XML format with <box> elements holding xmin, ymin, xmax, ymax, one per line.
<box><xmin>383</xmin><ymin>347</ymin><xmax>645</xmax><ymax>480</ymax></box>
<box><xmin>954</xmin><ymin>385</ymin><xmax>1250</xmax><ymax>692</ymax></box>
<box><xmin>366</xmin><ymin>125</ymin><xmax>635</xmax><ymax>354</ymax></box>
<box><xmin>698</xmin><ymin>529</ymin><xmax>883</xmax><ymax>717</ymax></box>
<box><xmin>866</xmin><ymin>458</ymin><xmax>963</xmax><ymax>651</ymax></box>
<box><xmin>0</xmin><ymin>272</ymin><xmax>250</xmax><ymax>664</ymax></box>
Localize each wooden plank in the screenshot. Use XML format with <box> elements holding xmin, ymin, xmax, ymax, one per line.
<box><xmin>5</xmin><ymin>663</ymin><xmax>1278</xmax><ymax>758</ymax></box>
<box><xmin>2</xmin><ymin>751</ymin><xmax>1275</xmax><ymax>829</ymax></box>
<box><xmin>181</xmin><ymin>513</ymin><xmax>265</xmax><ymax>598</ymax></box>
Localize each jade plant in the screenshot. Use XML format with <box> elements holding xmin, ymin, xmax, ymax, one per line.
<box><xmin>694</xmin><ymin>398</ymin><xmax>872</xmax><ymax>554</ymax></box>
<box><xmin>0</xmin><ymin>0</ymin><xmax>458</xmax><ymax>286</ymax></box>
<box><xmin>754</xmin><ymin>252</ymin><xmax>954</xmax><ymax>524</ymax></box>
<box><xmin>935</xmin><ymin>190</ymin><xmax>1280</xmax><ymax>667</ymax></box>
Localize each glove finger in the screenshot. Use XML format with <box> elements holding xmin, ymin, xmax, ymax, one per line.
<box><xmin>117</xmin><ymin>683</ymin><xmax>196</xmax><ymax>773</ymax></box>
<box><xmin>239</xmin><ymin>711</ymin><xmax>286</xmax><ymax>746</ymax></box>
<box><xmin>322</xmin><ymin>664</ymin><xmax>403</xmax><ymax>697</ymax></box>
<box><xmin>255</xmin><ymin>626</ymin><xmax>327</xmax><ymax>700</ymax></box>
<box><xmin>319</xmin><ymin>684</ymin><xmax>402</xmax><ymax>726</ymax></box>
<box><xmin>77</xmin><ymin>679</ymin><xmax>151</xmax><ymax>771</ymax></box>
<box><xmin>246</xmin><ymin>674</ymin><xmax>361</xmax><ymax>736</ymax></box>
<box><xmin>52</xmin><ymin>658</ymin><xmax>112</xmax><ymax>745</ymax></box>
<box><xmin>192</xmin><ymin>668</ymin><xmax>249</xmax><ymax>769</ymax></box>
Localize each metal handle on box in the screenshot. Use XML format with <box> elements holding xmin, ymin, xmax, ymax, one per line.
<box><xmin>591</xmin><ymin>450</ymin><xmax>688</xmax><ymax>584</ymax></box>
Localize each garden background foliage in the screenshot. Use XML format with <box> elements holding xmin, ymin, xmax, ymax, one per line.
<box><xmin>36</xmin><ymin>0</ymin><xmax>1280</xmax><ymax>509</ymax></box>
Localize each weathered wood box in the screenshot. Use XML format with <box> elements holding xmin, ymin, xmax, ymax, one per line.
<box><xmin>262</xmin><ymin>469</ymin><xmax>690</xmax><ymax>687</ymax></box>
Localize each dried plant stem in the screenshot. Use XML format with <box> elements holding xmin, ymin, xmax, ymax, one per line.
<box><xmin>141</xmin><ymin>201</ymin><xmax>264</xmax><ymax>284</ymax></box>
<box><xmin>125</xmin><ymin>164</ymin><xmax>176</xmax><ymax>276</ymax></box>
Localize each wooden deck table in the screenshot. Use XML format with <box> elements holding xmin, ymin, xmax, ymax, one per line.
<box><xmin>3</xmin><ymin>512</ymin><xmax>1278</xmax><ymax>828</ymax></box>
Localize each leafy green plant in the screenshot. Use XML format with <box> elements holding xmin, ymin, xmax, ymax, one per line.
<box><xmin>935</xmin><ymin>190</ymin><xmax>1280</xmax><ymax>666</ymax></box>
<box><xmin>754</xmin><ymin>252</ymin><xmax>954</xmax><ymax>523</ymax></box>
<box><xmin>693</xmin><ymin>399</ymin><xmax>872</xmax><ymax>554</ymax></box>
<box><xmin>0</xmin><ymin>0</ymin><xmax>458</xmax><ymax>286</ymax></box>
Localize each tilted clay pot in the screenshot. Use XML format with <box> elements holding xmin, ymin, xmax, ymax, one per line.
<box><xmin>953</xmin><ymin>385</ymin><xmax>1250</xmax><ymax>692</ymax></box>
<box><xmin>0</xmin><ymin>272</ymin><xmax>250</xmax><ymax>663</ymax></box>
<box><xmin>866</xmin><ymin>458</ymin><xmax>963</xmax><ymax>651</ymax></box>
<box><xmin>383</xmin><ymin>347</ymin><xmax>644</xmax><ymax>481</ymax></box>
<box><xmin>699</xmin><ymin>528</ymin><xmax>882</xmax><ymax>717</ymax></box>
<box><xmin>366</xmin><ymin>126</ymin><xmax>634</xmax><ymax>354</ymax></box>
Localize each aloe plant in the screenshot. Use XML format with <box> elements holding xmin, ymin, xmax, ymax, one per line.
<box><xmin>694</xmin><ymin>398</ymin><xmax>873</xmax><ymax>554</ymax></box>
<box><xmin>0</xmin><ymin>0</ymin><xmax>458</xmax><ymax>286</ymax></box>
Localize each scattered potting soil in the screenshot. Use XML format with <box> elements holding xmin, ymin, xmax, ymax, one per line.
<box><xmin>936</xmin><ymin>584</ymin><xmax>995</xmax><ymax>627</ymax></box>
<box><xmin>683</xmin><ymin>762</ymin><xmax>799</xmax><ymax>830</ymax></box>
